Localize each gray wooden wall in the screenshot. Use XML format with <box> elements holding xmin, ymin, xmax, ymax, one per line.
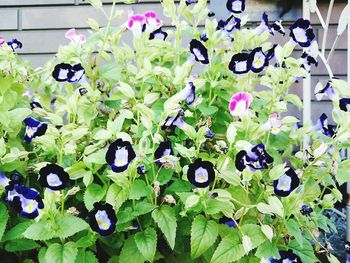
<box><xmin>0</xmin><ymin>0</ymin><xmax>347</xmax><ymax>122</ymax></box>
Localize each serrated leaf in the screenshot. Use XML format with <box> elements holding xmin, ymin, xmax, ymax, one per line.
<box><xmin>75</xmin><ymin>249</ymin><xmax>98</xmax><ymax>263</ymax></box>
<box><xmin>135</xmin><ymin>228</ymin><xmax>157</xmax><ymax>262</ymax></box>
<box><xmin>210</xmin><ymin>233</ymin><xmax>245</xmax><ymax>263</ymax></box>
<box><xmin>106</xmin><ymin>183</ymin><xmax>129</xmax><ymax>211</ymax></box>
<box><xmin>45</xmin><ymin>242</ymin><xmax>78</xmax><ymax>263</ymax></box>
<box><xmin>151</xmin><ymin>205</ymin><xmax>177</xmax><ymax>249</ymax></box>
<box><xmin>191</xmin><ymin>215</ymin><xmax>218</xmax><ymax>259</ymax></box>
<box><xmin>288</xmin><ymin>239</ymin><xmax>318</xmax><ymax>263</ymax></box>
<box><xmin>285</xmin><ymin>219</ymin><xmax>303</xmax><ymax>247</ymax></box>
<box><xmin>255</xmin><ymin>241</ymin><xmax>279</xmax><ymax>259</ymax></box>
<box><xmin>129</xmin><ymin>180</ymin><xmax>153</xmax><ymax>200</ymax></box>
<box><xmin>119</xmin><ymin>236</ymin><xmax>146</xmax><ymax>263</ymax></box>
<box><xmin>54</xmin><ymin>215</ymin><xmax>89</xmax><ymax>239</ymax></box>
<box><xmin>4</xmin><ymin>239</ymin><xmax>39</xmax><ymax>252</ymax></box>
<box><xmin>23</xmin><ymin>221</ymin><xmax>55</xmax><ymax>241</ymax></box>
<box><xmin>2</xmin><ymin>221</ymin><xmax>31</xmax><ymax>242</ymax></box>
<box><xmin>0</xmin><ymin>203</ymin><xmax>9</xmax><ymax>241</ymax></box>
<box><xmin>241</xmin><ymin>224</ymin><xmax>267</xmax><ymax>250</ymax></box>
<box><xmin>84</xmin><ymin>183</ymin><xmax>107</xmax><ymax>211</ymax></box>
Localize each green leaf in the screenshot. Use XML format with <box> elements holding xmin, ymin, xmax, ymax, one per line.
<box><xmin>210</xmin><ymin>233</ymin><xmax>245</xmax><ymax>263</ymax></box>
<box><xmin>2</xmin><ymin>221</ymin><xmax>31</xmax><ymax>242</ymax></box>
<box><xmin>106</xmin><ymin>183</ymin><xmax>130</xmax><ymax>211</ymax></box>
<box><xmin>191</xmin><ymin>215</ymin><xmax>218</xmax><ymax>259</ymax></box>
<box><xmin>45</xmin><ymin>242</ymin><xmax>78</xmax><ymax>263</ymax></box>
<box><xmin>134</xmin><ymin>228</ymin><xmax>157</xmax><ymax>262</ymax></box>
<box><xmin>4</xmin><ymin>239</ymin><xmax>39</xmax><ymax>252</ymax></box>
<box><xmin>23</xmin><ymin>220</ymin><xmax>55</xmax><ymax>241</ymax></box>
<box><xmin>119</xmin><ymin>236</ymin><xmax>146</xmax><ymax>263</ymax></box>
<box><xmin>38</xmin><ymin>247</ymin><xmax>47</xmax><ymax>263</ymax></box>
<box><xmin>118</xmin><ymin>81</ymin><xmax>135</xmax><ymax>98</ymax></box>
<box><xmin>151</xmin><ymin>205</ymin><xmax>177</xmax><ymax>249</ymax></box>
<box><xmin>54</xmin><ymin>215</ymin><xmax>89</xmax><ymax>239</ymax></box>
<box><xmin>255</xmin><ymin>241</ymin><xmax>279</xmax><ymax>259</ymax></box>
<box><xmin>198</xmin><ymin>104</ymin><xmax>218</xmax><ymax>116</ymax></box>
<box><xmin>84</xmin><ymin>183</ymin><xmax>107</xmax><ymax>211</ymax></box>
<box><xmin>133</xmin><ymin>201</ymin><xmax>157</xmax><ymax>217</ymax></box>
<box><xmin>0</xmin><ymin>202</ymin><xmax>9</xmax><ymax>241</ymax></box>
<box><xmin>75</xmin><ymin>249</ymin><xmax>98</xmax><ymax>263</ymax></box>
<box><xmin>284</xmin><ymin>94</ymin><xmax>303</xmax><ymax>109</ymax></box>
<box><xmin>241</xmin><ymin>224</ymin><xmax>267</xmax><ymax>250</ymax></box>
<box><xmin>288</xmin><ymin>239</ymin><xmax>318</xmax><ymax>263</ymax></box>
<box><xmin>129</xmin><ymin>180</ymin><xmax>153</xmax><ymax>200</ymax></box>
<box><xmin>285</xmin><ymin>219</ymin><xmax>303</xmax><ymax>247</ymax></box>
<box><xmin>336</xmin><ymin>159</ymin><xmax>350</xmax><ymax>185</ymax></box>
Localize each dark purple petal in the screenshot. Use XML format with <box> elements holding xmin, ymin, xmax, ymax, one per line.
<box><xmin>88</xmin><ymin>202</ymin><xmax>117</xmax><ymax>236</ymax></box>
<box><xmin>187</xmin><ymin>158</ymin><xmax>215</xmax><ymax>188</ymax></box>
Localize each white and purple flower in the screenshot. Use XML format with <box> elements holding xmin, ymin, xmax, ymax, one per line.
<box><xmin>300</xmin><ymin>204</ymin><xmax>313</xmax><ymax>216</ymax></box>
<box><xmin>23</xmin><ymin>117</ymin><xmax>48</xmax><ymax>143</ymax></box>
<box><xmin>268</xmin><ymin>250</ymin><xmax>302</xmax><ymax>263</ymax></box>
<box><xmin>149</xmin><ymin>27</ymin><xmax>168</xmax><ymax>41</ymax></box>
<box><xmin>217</xmin><ymin>15</ymin><xmax>241</xmax><ymax>34</ymax></box>
<box><xmin>235</xmin><ymin>144</ymin><xmax>273</xmax><ymax>171</ymax></box>
<box><xmin>248</xmin><ymin>47</ymin><xmax>269</xmax><ymax>73</ymax></box>
<box><xmin>177</xmin><ymin>82</ymin><xmax>196</xmax><ymax>105</ymax></box>
<box><xmin>161</xmin><ymin>109</ymin><xmax>186</xmax><ymax>131</ymax></box>
<box><xmin>229</xmin><ymin>92</ymin><xmax>253</xmax><ymax>117</ymax></box>
<box><xmin>255</xmin><ymin>12</ymin><xmax>273</xmax><ymax>36</ymax></box>
<box><xmin>273</xmin><ymin>168</ymin><xmax>300</xmax><ymax>197</ymax></box>
<box><xmin>88</xmin><ymin>202</ymin><xmax>117</xmax><ymax>237</ymax></box>
<box><xmin>52</xmin><ymin>63</ymin><xmax>85</xmax><ymax>83</ymax></box>
<box><xmin>226</xmin><ymin>0</ymin><xmax>245</xmax><ymax>14</ymax></box>
<box><xmin>289</xmin><ymin>18</ymin><xmax>315</xmax><ymax>47</ymax></box>
<box><xmin>6</xmin><ymin>182</ymin><xmax>44</xmax><ymax>219</ymax></box>
<box><xmin>315</xmin><ymin>81</ymin><xmax>337</xmax><ymax>101</ymax></box>
<box><xmin>38</xmin><ymin>163</ymin><xmax>70</xmax><ymax>191</ymax></box>
<box><xmin>7</xmin><ymin>38</ymin><xmax>22</xmax><ymax>52</ymax></box>
<box><xmin>228</xmin><ymin>53</ymin><xmax>251</xmax><ymax>74</ymax></box>
<box><xmin>187</xmin><ymin>158</ymin><xmax>215</xmax><ymax>188</ymax></box>
<box><xmin>271</xmin><ymin>20</ymin><xmax>285</xmax><ymax>36</ymax></box>
<box><xmin>340</xmin><ymin>98</ymin><xmax>350</xmax><ymax>112</ymax></box>
<box><xmin>315</xmin><ymin>113</ymin><xmax>336</xmax><ymax>138</ymax></box>
<box><xmin>105</xmin><ymin>138</ymin><xmax>136</xmax><ymax>173</ymax></box>
<box><xmin>190</xmin><ymin>39</ymin><xmax>209</xmax><ymax>64</ymax></box>
<box><xmin>154</xmin><ymin>140</ymin><xmax>174</xmax><ymax>166</ymax></box>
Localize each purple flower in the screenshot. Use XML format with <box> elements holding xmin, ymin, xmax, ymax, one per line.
<box><xmin>271</xmin><ymin>21</ymin><xmax>285</xmax><ymax>36</ymax></box>
<box><xmin>235</xmin><ymin>144</ymin><xmax>273</xmax><ymax>171</ymax></box>
<box><xmin>190</xmin><ymin>39</ymin><xmax>209</xmax><ymax>64</ymax></box>
<box><xmin>7</xmin><ymin>39</ymin><xmax>22</xmax><ymax>52</ymax></box>
<box><xmin>23</xmin><ymin>117</ymin><xmax>48</xmax><ymax>143</ymax></box>
<box><xmin>219</xmin><ymin>217</ymin><xmax>237</xmax><ymax>228</ymax></box>
<box><xmin>340</xmin><ymin>98</ymin><xmax>350</xmax><ymax>112</ymax></box>
<box><xmin>228</xmin><ymin>53</ymin><xmax>250</xmax><ymax>74</ymax></box>
<box><xmin>161</xmin><ymin>109</ymin><xmax>185</xmax><ymax>131</ymax></box>
<box><xmin>149</xmin><ymin>27</ymin><xmax>168</xmax><ymax>41</ymax></box>
<box><xmin>273</xmin><ymin>168</ymin><xmax>300</xmax><ymax>197</ymax></box>
<box><xmin>315</xmin><ymin>81</ymin><xmax>337</xmax><ymax>101</ymax></box>
<box><xmin>315</xmin><ymin>113</ymin><xmax>336</xmax><ymax>138</ymax></box>
<box><xmin>248</xmin><ymin>47</ymin><xmax>269</xmax><ymax>73</ymax></box>
<box><xmin>255</xmin><ymin>12</ymin><xmax>273</xmax><ymax>36</ymax></box>
<box><xmin>38</xmin><ymin>164</ymin><xmax>70</xmax><ymax>191</ymax></box>
<box><xmin>187</xmin><ymin>158</ymin><xmax>215</xmax><ymax>188</ymax></box>
<box><xmin>226</xmin><ymin>0</ymin><xmax>245</xmax><ymax>14</ymax></box>
<box><xmin>269</xmin><ymin>250</ymin><xmax>302</xmax><ymax>263</ymax></box>
<box><xmin>289</xmin><ymin>18</ymin><xmax>315</xmax><ymax>47</ymax></box>
<box><xmin>52</xmin><ymin>63</ymin><xmax>85</xmax><ymax>83</ymax></box>
<box><xmin>105</xmin><ymin>139</ymin><xmax>136</xmax><ymax>173</ymax></box>
<box><xmin>300</xmin><ymin>204</ymin><xmax>313</xmax><ymax>216</ymax></box>
<box><xmin>89</xmin><ymin>202</ymin><xmax>117</xmax><ymax>237</ymax></box>
<box><xmin>217</xmin><ymin>15</ymin><xmax>241</xmax><ymax>33</ymax></box>
<box><xmin>154</xmin><ymin>140</ymin><xmax>174</xmax><ymax>166</ymax></box>
<box><xmin>5</xmin><ymin>182</ymin><xmax>44</xmax><ymax>219</ymax></box>
<box><xmin>301</xmin><ymin>49</ymin><xmax>318</xmax><ymax>72</ymax></box>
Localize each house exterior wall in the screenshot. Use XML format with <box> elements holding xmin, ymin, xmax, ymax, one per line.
<box><xmin>0</xmin><ymin>0</ymin><xmax>346</xmax><ymax>122</ymax></box>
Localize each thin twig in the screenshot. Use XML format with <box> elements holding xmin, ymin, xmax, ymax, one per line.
<box><xmin>327</xmin><ymin>35</ymin><xmax>339</xmax><ymax>62</ymax></box>
<box><xmin>315</xmin><ymin>6</ymin><xmax>327</xmax><ymax>29</ymax></box>
<box><xmin>321</xmin><ymin>0</ymin><xmax>335</xmax><ymax>55</ymax></box>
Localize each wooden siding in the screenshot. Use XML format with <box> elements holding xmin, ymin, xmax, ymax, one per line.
<box><xmin>0</xmin><ymin>0</ymin><xmax>347</xmax><ymax>122</ymax></box>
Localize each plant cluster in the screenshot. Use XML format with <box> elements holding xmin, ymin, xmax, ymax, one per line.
<box><xmin>0</xmin><ymin>0</ymin><xmax>349</xmax><ymax>262</ymax></box>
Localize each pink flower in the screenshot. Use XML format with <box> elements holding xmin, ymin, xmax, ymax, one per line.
<box><xmin>144</xmin><ymin>11</ymin><xmax>161</xmax><ymax>32</ymax></box>
<box><xmin>127</xmin><ymin>14</ymin><xmax>146</xmax><ymax>37</ymax></box>
<box><xmin>263</xmin><ymin>112</ymin><xmax>282</xmax><ymax>134</ymax></box>
<box><xmin>0</xmin><ymin>37</ymin><xmax>5</xmax><ymax>47</ymax></box>
<box><xmin>65</xmin><ymin>29</ymin><xmax>86</xmax><ymax>43</ymax></box>
<box><xmin>229</xmin><ymin>92</ymin><xmax>253</xmax><ymax>117</ymax></box>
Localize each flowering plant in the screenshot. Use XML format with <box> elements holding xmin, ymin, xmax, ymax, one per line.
<box><xmin>0</xmin><ymin>0</ymin><xmax>349</xmax><ymax>262</ymax></box>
